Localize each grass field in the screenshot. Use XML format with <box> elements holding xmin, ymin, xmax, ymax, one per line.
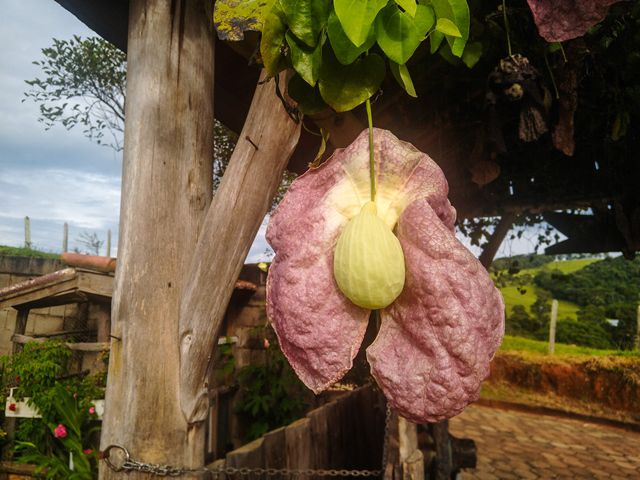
<box><xmin>0</xmin><ymin>245</ymin><xmax>59</xmax><ymax>259</ymax></box>
<box><xmin>499</xmin><ymin>335</ymin><xmax>638</xmax><ymax>357</ymax></box>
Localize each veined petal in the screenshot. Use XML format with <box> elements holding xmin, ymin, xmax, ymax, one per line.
<box><xmin>267</xmin><ymin>128</ymin><xmax>452</xmax><ymax>393</ymax></box>
<box><xmin>367</xmin><ymin>199</ymin><xmax>504</xmax><ymax>423</ymax></box>
<box><xmin>526</xmin><ymin>0</ymin><xmax>620</xmax><ymax>42</ymax></box>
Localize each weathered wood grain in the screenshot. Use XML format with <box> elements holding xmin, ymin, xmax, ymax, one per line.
<box><xmin>12</xmin><ymin>334</ymin><xmax>109</xmax><ymax>352</ymax></box>
<box><xmin>99</xmin><ymin>0</ymin><xmax>215</xmax><ymax>478</ymax></box>
<box><xmin>179</xmin><ymin>72</ymin><xmax>301</xmax><ymax>424</ymax></box>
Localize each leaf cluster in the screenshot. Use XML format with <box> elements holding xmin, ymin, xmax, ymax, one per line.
<box><xmin>235</xmin><ymin>336</ymin><xmax>308</xmax><ymax>441</ymax></box>
<box><xmin>1</xmin><ymin>341</ymin><xmax>103</xmax><ymax>478</ymax></box>
<box><xmin>215</xmin><ymin>0</ymin><xmax>471</xmax><ymax>113</ymax></box>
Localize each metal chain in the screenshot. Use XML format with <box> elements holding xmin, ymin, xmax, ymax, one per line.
<box><xmin>103</xmin><ymin>402</ymin><xmax>393</xmax><ymax>478</ymax></box>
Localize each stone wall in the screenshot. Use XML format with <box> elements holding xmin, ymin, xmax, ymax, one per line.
<box><xmin>0</xmin><ymin>255</ymin><xmax>79</xmax><ymax>355</ymax></box>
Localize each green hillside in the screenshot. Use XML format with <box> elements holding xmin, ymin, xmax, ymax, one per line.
<box><xmin>495</xmin><ymin>257</ymin><xmax>594</xmax><ymax>320</ymax></box>
<box><xmin>493</xmin><ymin>254</ymin><xmax>639</xmax><ymax>350</ymax></box>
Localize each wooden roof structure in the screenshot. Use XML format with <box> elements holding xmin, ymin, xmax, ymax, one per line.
<box><xmin>54</xmin><ymin>0</ymin><xmax>640</xmax><ymax>257</ymax></box>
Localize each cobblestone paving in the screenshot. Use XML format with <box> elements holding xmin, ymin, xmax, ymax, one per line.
<box><xmin>449</xmin><ymin>405</ymin><xmax>640</xmax><ymax>479</ymax></box>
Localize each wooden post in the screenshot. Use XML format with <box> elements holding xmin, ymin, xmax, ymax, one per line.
<box><xmin>63</xmin><ymin>223</ymin><xmax>69</xmax><ymax>252</ymax></box>
<box><xmin>179</xmin><ymin>74</ymin><xmax>301</xmax><ymax>423</ymax></box>
<box><xmin>12</xmin><ymin>308</ymin><xmax>29</xmax><ymax>354</ymax></box>
<box><xmin>478</xmin><ymin>212</ymin><xmax>519</xmax><ymax>269</ymax></box>
<box><xmin>100</xmin><ymin>1</ymin><xmax>215</xmax><ymax>478</ymax></box>
<box><xmin>636</xmin><ymin>305</ymin><xmax>640</xmax><ymax>351</ymax></box>
<box><xmin>24</xmin><ymin>216</ymin><xmax>31</xmax><ymax>249</ymax></box>
<box><xmin>548</xmin><ymin>299</ymin><xmax>558</xmax><ymax>354</ymax></box>
<box><xmin>106</xmin><ymin>229</ymin><xmax>112</xmax><ymax>257</ymax></box>
<box><xmin>398</xmin><ymin>418</ymin><xmax>424</xmax><ymax>480</ymax></box>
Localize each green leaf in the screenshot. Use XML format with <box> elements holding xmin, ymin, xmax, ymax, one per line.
<box><xmin>286</xmin><ymin>31</ymin><xmax>323</xmax><ymax>86</ymax></box>
<box><xmin>375</xmin><ymin>5</ymin><xmax>421</xmax><ymax>65</ymax></box>
<box><xmin>280</xmin><ymin>0</ymin><xmax>331</xmax><ymax>47</ymax></box>
<box><xmin>318</xmin><ymin>51</ymin><xmax>385</xmax><ymax>112</ymax></box>
<box><xmin>288</xmin><ymin>74</ymin><xmax>327</xmax><ymax>114</ymax></box>
<box><xmin>389</xmin><ymin>61</ymin><xmax>417</xmax><ymax>97</ymax></box>
<box><xmin>431</xmin><ymin>0</ymin><xmax>469</xmax><ymax>57</ymax></box>
<box><xmin>327</xmin><ymin>8</ymin><xmax>376</xmax><ymax>65</ymax></box>
<box><xmin>414</xmin><ymin>4</ymin><xmax>435</xmax><ymax>38</ymax></box>
<box><xmin>436</xmin><ymin>18</ymin><xmax>461</xmax><ymax>37</ymax></box>
<box><xmin>213</xmin><ymin>0</ymin><xmax>276</xmax><ymax>40</ymax></box>
<box><xmin>430</xmin><ymin>31</ymin><xmax>445</xmax><ymax>53</ymax></box>
<box><xmin>334</xmin><ymin>0</ymin><xmax>387</xmax><ymax>47</ymax></box>
<box><xmin>395</xmin><ymin>0</ymin><xmax>417</xmax><ymax>17</ymax></box>
<box><xmin>260</xmin><ymin>5</ymin><xmax>288</xmax><ymax>75</ymax></box>
<box><xmin>310</xmin><ymin>129</ymin><xmax>330</xmax><ymax>168</ymax></box>
<box><xmin>461</xmin><ymin>41</ymin><xmax>482</xmax><ymax>68</ymax></box>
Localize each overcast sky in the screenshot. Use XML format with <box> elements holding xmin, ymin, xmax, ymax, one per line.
<box><xmin>0</xmin><ymin>0</ymin><xmax>542</xmax><ymax>262</ymax></box>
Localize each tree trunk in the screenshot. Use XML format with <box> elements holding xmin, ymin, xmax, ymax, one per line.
<box><xmin>100</xmin><ymin>0</ymin><xmax>214</xmax><ymax>477</ymax></box>
<box><xmin>179</xmin><ymin>73</ymin><xmax>301</xmax><ymax>424</ymax></box>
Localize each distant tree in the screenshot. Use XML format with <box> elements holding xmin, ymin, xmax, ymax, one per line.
<box><xmin>555</xmin><ymin>319</ymin><xmax>613</xmax><ymax>349</ymax></box>
<box><xmin>77</xmin><ymin>231</ymin><xmax>104</xmax><ymax>256</ymax></box>
<box><xmin>24</xmin><ymin>36</ymin><xmax>126</xmax><ymax>151</ymax></box>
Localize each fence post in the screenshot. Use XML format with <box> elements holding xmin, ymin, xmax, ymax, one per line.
<box><xmin>63</xmin><ymin>223</ymin><xmax>69</xmax><ymax>252</ymax></box>
<box><xmin>106</xmin><ymin>229</ymin><xmax>112</xmax><ymax>257</ymax></box>
<box><xmin>24</xmin><ymin>216</ymin><xmax>31</xmax><ymax>249</ymax></box>
<box><xmin>548</xmin><ymin>299</ymin><xmax>558</xmax><ymax>354</ymax></box>
<box><xmin>636</xmin><ymin>305</ymin><xmax>640</xmax><ymax>352</ymax></box>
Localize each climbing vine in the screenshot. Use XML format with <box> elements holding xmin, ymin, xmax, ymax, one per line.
<box><xmin>214</xmin><ymin>0</ymin><xmax>473</xmax><ymax>113</ymax></box>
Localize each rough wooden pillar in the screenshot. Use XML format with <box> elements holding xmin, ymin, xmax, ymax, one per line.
<box><xmin>100</xmin><ymin>0</ymin><xmax>215</xmax><ymax>478</ymax></box>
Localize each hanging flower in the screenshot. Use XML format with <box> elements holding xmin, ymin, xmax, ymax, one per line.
<box><xmin>8</xmin><ymin>403</ymin><xmax>17</xmax><ymax>412</ymax></box>
<box><xmin>89</xmin><ymin>406</ymin><xmax>96</xmax><ymax>415</ymax></box>
<box><xmin>53</xmin><ymin>424</ymin><xmax>67</xmax><ymax>439</ymax></box>
<box><xmin>83</xmin><ymin>449</ymin><xmax>93</xmax><ymax>455</ymax></box>
<box><xmin>266</xmin><ymin>129</ymin><xmax>504</xmax><ymax>423</ymax></box>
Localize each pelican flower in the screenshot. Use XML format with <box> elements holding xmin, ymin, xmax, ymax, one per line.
<box><xmin>266</xmin><ymin>128</ymin><xmax>504</xmax><ymax>423</ymax></box>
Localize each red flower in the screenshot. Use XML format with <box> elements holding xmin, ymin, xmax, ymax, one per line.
<box><xmin>89</xmin><ymin>406</ymin><xmax>96</xmax><ymax>415</ymax></box>
<box><xmin>83</xmin><ymin>449</ymin><xmax>93</xmax><ymax>455</ymax></box>
<box><xmin>8</xmin><ymin>403</ymin><xmax>17</xmax><ymax>412</ymax></box>
<box><xmin>53</xmin><ymin>424</ymin><xmax>67</xmax><ymax>439</ymax></box>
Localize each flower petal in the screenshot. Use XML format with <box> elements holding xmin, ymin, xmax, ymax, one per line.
<box><xmin>526</xmin><ymin>0</ymin><xmax>620</xmax><ymax>42</ymax></box>
<box><xmin>367</xmin><ymin>199</ymin><xmax>504</xmax><ymax>423</ymax></box>
<box><xmin>267</xmin><ymin>128</ymin><xmax>452</xmax><ymax>393</ymax></box>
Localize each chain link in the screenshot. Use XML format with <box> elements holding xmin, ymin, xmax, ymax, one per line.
<box><xmin>103</xmin><ymin>402</ymin><xmax>392</xmax><ymax>478</ymax></box>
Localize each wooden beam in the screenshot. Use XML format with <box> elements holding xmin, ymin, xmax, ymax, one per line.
<box><xmin>12</xmin><ymin>334</ymin><xmax>110</xmax><ymax>352</ymax></box>
<box><xmin>478</xmin><ymin>212</ymin><xmax>519</xmax><ymax>269</ymax></box>
<box><xmin>12</xmin><ymin>308</ymin><xmax>29</xmax><ymax>355</ymax></box>
<box><xmin>99</xmin><ymin>0</ymin><xmax>215</xmax><ymax>478</ymax></box>
<box><xmin>179</xmin><ymin>72</ymin><xmax>301</xmax><ymax>424</ymax></box>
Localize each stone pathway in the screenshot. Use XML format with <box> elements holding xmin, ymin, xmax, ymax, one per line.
<box><xmin>449</xmin><ymin>405</ymin><xmax>640</xmax><ymax>479</ymax></box>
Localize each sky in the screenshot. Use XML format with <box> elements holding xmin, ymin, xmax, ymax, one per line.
<box><xmin>0</xmin><ymin>0</ymin><xmax>540</xmax><ymax>263</ymax></box>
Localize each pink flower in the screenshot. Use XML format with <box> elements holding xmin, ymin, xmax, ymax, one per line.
<box><xmin>88</xmin><ymin>406</ymin><xmax>96</xmax><ymax>414</ymax></box>
<box><xmin>263</xmin><ymin>338</ymin><xmax>270</xmax><ymax>349</ymax></box>
<box><xmin>266</xmin><ymin>129</ymin><xmax>504</xmax><ymax>423</ymax></box>
<box><xmin>53</xmin><ymin>424</ymin><xmax>67</xmax><ymax>439</ymax></box>
<box><xmin>83</xmin><ymin>449</ymin><xmax>93</xmax><ymax>455</ymax></box>
<box><xmin>8</xmin><ymin>403</ymin><xmax>16</xmax><ymax>412</ymax></box>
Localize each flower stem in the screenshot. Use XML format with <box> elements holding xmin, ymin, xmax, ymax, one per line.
<box><xmin>366</xmin><ymin>98</ymin><xmax>376</xmax><ymax>202</ymax></box>
<box><xmin>502</xmin><ymin>0</ymin><xmax>512</xmax><ymax>57</ymax></box>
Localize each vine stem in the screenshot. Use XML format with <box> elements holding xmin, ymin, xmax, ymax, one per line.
<box><xmin>366</xmin><ymin>98</ymin><xmax>376</xmax><ymax>202</ymax></box>
<box><xmin>502</xmin><ymin>0</ymin><xmax>513</xmax><ymax>57</ymax></box>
